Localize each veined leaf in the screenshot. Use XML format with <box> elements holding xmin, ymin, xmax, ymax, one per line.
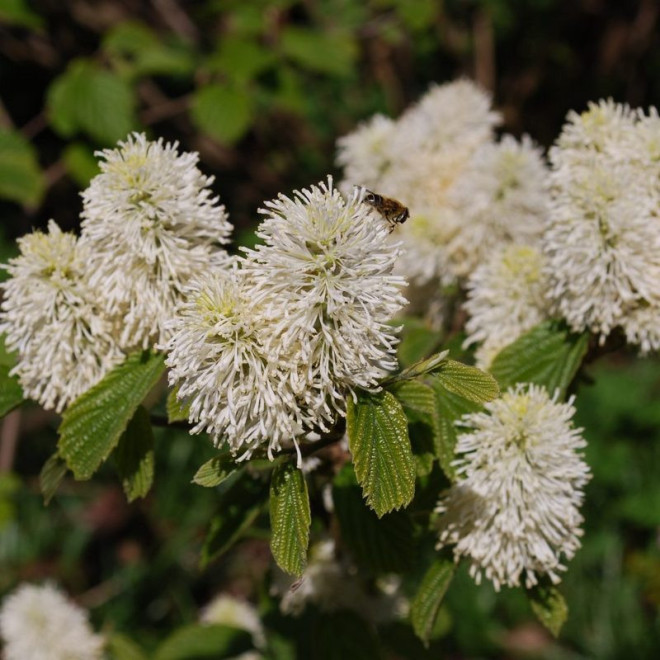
<box><xmin>39</xmin><ymin>453</ymin><xmax>67</xmax><ymax>505</ymax></box>
<box><xmin>269</xmin><ymin>462</ymin><xmax>311</xmax><ymax>577</ymax></box>
<box><xmin>0</xmin><ymin>363</ymin><xmax>24</xmax><ymax>419</ymax></box>
<box><xmin>193</xmin><ymin>453</ymin><xmax>236</xmax><ymax>488</ymax></box>
<box><xmin>383</xmin><ymin>350</ymin><xmax>449</xmax><ymax>385</ymax></box>
<box><xmin>166</xmin><ymin>386</ymin><xmax>190</xmax><ymax>423</ymax></box>
<box><xmin>58</xmin><ymin>351</ymin><xmax>166</xmax><ymax>480</ymax></box>
<box><xmin>490</xmin><ymin>321</ymin><xmax>589</xmax><ymax>398</ymax></box>
<box><xmin>333</xmin><ymin>465</ymin><xmax>414</xmax><ymax>574</ymax></box>
<box><xmin>114</xmin><ymin>406</ymin><xmax>155</xmax><ymax>502</ymax></box>
<box><xmin>529</xmin><ymin>583</ymin><xmax>568</xmax><ymax>637</ymax></box>
<box><xmin>154</xmin><ymin>624</ymin><xmax>252</xmax><ymax>660</ymax></box>
<box><xmin>411</xmin><ymin>559</ymin><xmax>455</xmax><ymax>646</ymax></box>
<box><xmin>389</xmin><ymin>380</ymin><xmax>435</xmax><ymax>424</ymax></box>
<box><xmin>432</xmin><ymin>360</ymin><xmax>499</xmax><ymax>404</ymax></box>
<box><xmin>347</xmin><ymin>390</ymin><xmax>415</xmax><ymax>517</ymax></box>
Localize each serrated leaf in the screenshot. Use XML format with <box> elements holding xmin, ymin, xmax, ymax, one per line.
<box><xmin>313</xmin><ymin>610</ymin><xmax>381</xmax><ymax>660</ymax></box>
<box><xmin>390</xmin><ymin>380</ymin><xmax>435</xmax><ymax>424</ymax></box>
<box><xmin>107</xmin><ymin>633</ymin><xmax>148</xmax><ymax>660</ymax></box>
<box><xmin>47</xmin><ymin>59</ymin><xmax>137</xmax><ymax>145</ymax></box>
<box><xmin>193</xmin><ymin>453</ymin><xmax>236</xmax><ymax>487</ymax></box>
<box><xmin>384</xmin><ymin>350</ymin><xmax>449</xmax><ymax>385</ymax></box>
<box><xmin>201</xmin><ymin>471</ymin><xmax>269</xmax><ymax>567</ymax></box>
<box><xmin>58</xmin><ymin>351</ymin><xmax>166</xmax><ymax>480</ymax></box>
<box><xmin>39</xmin><ymin>453</ymin><xmax>67</xmax><ymax>505</ymax></box>
<box><xmin>347</xmin><ymin>390</ymin><xmax>415</xmax><ymax>517</ymax></box>
<box><xmin>432</xmin><ymin>360</ymin><xmax>499</xmax><ymax>404</ymax></box>
<box><xmin>429</xmin><ymin>380</ymin><xmax>481</xmax><ymax>480</ymax></box>
<box><xmin>490</xmin><ymin>321</ymin><xmax>589</xmax><ymax>398</ymax></box>
<box><xmin>269</xmin><ymin>462</ymin><xmax>311</xmax><ymax>577</ymax></box>
<box><xmin>0</xmin><ymin>363</ymin><xmax>24</xmax><ymax>418</ymax></box>
<box><xmin>154</xmin><ymin>624</ymin><xmax>252</xmax><ymax>660</ymax></box>
<box><xmin>191</xmin><ymin>84</ymin><xmax>253</xmax><ymax>144</ymax></box>
<box><xmin>529</xmin><ymin>583</ymin><xmax>568</xmax><ymax>637</ymax></box>
<box><xmin>0</xmin><ymin>128</ymin><xmax>45</xmax><ymax>206</ymax></box>
<box><xmin>333</xmin><ymin>464</ymin><xmax>414</xmax><ymax>574</ymax></box>
<box><xmin>114</xmin><ymin>406</ymin><xmax>154</xmax><ymax>502</ymax></box>
<box><xmin>166</xmin><ymin>386</ymin><xmax>190</xmax><ymax>423</ymax></box>
<box><xmin>411</xmin><ymin>559</ymin><xmax>455</xmax><ymax>646</ymax></box>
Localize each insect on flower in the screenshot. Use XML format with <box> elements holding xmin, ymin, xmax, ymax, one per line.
<box><xmin>362</xmin><ymin>189</ymin><xmax>410</xmax><ymax>231</ymax></box>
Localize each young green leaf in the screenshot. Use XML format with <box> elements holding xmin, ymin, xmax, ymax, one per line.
<box><xmin>39</xmin><ymin>453</ymin><xmax>67</xmax><ymax>505</ymax></box>
<box><xmin>432</xmin><ymin>360</ymin><xmax>500</xmax><ymax>404</ymax></box>
<box><xmin>333</xmin><ymin>465</ymin><xmax>415</xmax><ymax>574</ymax></box>
<box><xmin>193</xmin><ymin>453</ymin><xmax>236</xmax><ymax>488</ymax></box>
<box><xmin>106</xmin><ymin>632</ymin><xmax>148</xmax><ymax>660</ymax></box>
<box><xmin>529</xmin><ymin>583</ymin><xmax>568</xmax><ymax>638</ymax></box>
<box><xmin>269</xmin><ymin>462</ymin><xmax>311</xmax><ymax>577</ymax></box>
<box><xmin>347</xmin><ymin>390</ymin><xmax>415</xmax><ymax>517</ymax></box>
<box><xmin>0</xmin><ymin>363</ymin><xmax>24</xmax><ymax>419</ymax></box>
<box><xmin>154</xmin><ymin>624</ymin><xmax>252</xmax><ymax>660</ymax></box>
<box><xmin>58</xmin><ymin>351</ymin><xmax>166</xmax><ymax>480</ymax></box>
<box><xmin>114</xmin><ymin>406</ymin><xmax>155</xmax><ymax>502</ymax></box>
<box><xmin>383</xmin><ymin>350</ymin><xmax>449</xmax><ymax>385</ymax></box>
<box><xmin>490</xmin><ymin>321</ymin><xmax>589</xmax><ymax>397</ymax></box>
<box><xmin>166</xmin><ymin>386</ymin><xmax>190</xmax><ymax>423</ymax></box>
<box><xmin>389</xmin><ymin>380</ymin><xmax>435</xmax><ymax>424</ymax></box>
<box><xmin>411</xmin><ymin>559</ymin><xmax>455</xmax><ymax>646</ymax></box>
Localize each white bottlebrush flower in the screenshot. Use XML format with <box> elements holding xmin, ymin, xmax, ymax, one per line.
<box><xmin>0</xmin><ymin>583</ymin><xmax>104</xmax><ymax>660</ymax></box>
<box><xmin>80</xmin><ymin>132</ymin><xmax>232</xmax><ymax>350</ymax></box>
<box><xmin>464</xmin><ymin>244</ymin><xmax>551</xmax><ymax>368</ymax></box>
<box><xmin>241</xmin><ymin>177</ymin><xmax>406</xmax><ymax>424</ymax></box>
<box><xmin>544</xmin><ymin>101</ymin><xmax>660</xmax><ymax>351</ymax></box>
<box><xmin>0</xmin><ymin>221</ymin><xmax>124</xmax><ymax>412</ymax></box>
<box><xmin>201</xmin><ymin>594</ymin><xmax>265</xmax><ymax>649</ymax></box>
<box><xmin>436</xmin><ymin>384</ymin><xmax>591</xmax><ymax>591</ymax></box>
<box><xmin>164</xmin><ymin>266</ymin><xmax>304</xmax><ymax>460</ymax></box>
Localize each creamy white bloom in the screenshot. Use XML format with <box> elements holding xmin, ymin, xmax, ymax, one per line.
<box><xmin>201</xmin><ymin>594</ymin><xmax>265</xmax><ymax>649</ymax></box>
<box><xmin>80</xmin><ymin>132</ymin><xmax>232</xmax><ymax>350</ymax></box>
<box><xmin>464</xmin><ymin>244</ymin><xmax>551</xmax><ymax>368</ymax></box>
<box><xmin>0</xmin><ymin>221</ymin><xmax>124</xmax><ymax>412</ymax></box>
<box><xmin>242</xmin><ymin>178</ymin><xmax>406</xmax><ymax>424</ymax></box>
<box><xmin>0</xmin><ymin>583</ymin><xmax>104</xmax><ymax>660</ymax></box>
<box><xmin>436</xmin><ymin>384</ymin><xmax>590</xmax><ymax>591</ymax></box>
<box><xmin>544</xmin><ymin>101</ymin><xmax>660</xmax><ymax>351</ymax></box>
<box><xmin>164</xmin><ymin>266</ymin><xmax>304</xmax><ymax>459</ymax></box>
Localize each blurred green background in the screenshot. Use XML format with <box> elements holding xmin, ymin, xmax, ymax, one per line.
<box><xmin>1</xmin><ymin>1</ymin><xmax>660</xmax><ymax>658</ymax></box>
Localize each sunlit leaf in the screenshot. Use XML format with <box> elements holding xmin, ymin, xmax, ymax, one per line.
<box><xmin>193</xmin><ymin>453</ymin><xmax>236</xmax><ymax>488</ymax></box>
<box><xmin>432</xmin><ymin>360</ymin><xmax>499</xmax><ymax>404</ymax></box>
<box><xmin>529</xmin><ymin>583</ymin><xmax>568</xmax><ymax>637</ymax></box>
<box><xmin>411</xmin><ymin>558</ymin><xmax>455</xmax><ymax>646</ymax></box>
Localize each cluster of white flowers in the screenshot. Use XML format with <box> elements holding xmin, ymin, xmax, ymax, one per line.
<box><xmin>0</xmin><ymin>583</ymin><xmax>104</xmax><ymax>660</ymax></box>
<box><xmin>436</xmin><ymin>384</ymin><xmax>591</xmax><ymax>591</ymax></box>
<box><xmin>337</xmin><ymin>80</ymin><xmax>550</xmax><ymax>286</ymax></box>
<box><xmin>463</xmin><ymin>244</ymin><xmax>550</xmax><ymax>368</ymax></box>
<box><xmin>0</xmin><ymin>133</ymin><xmax>231</xmax><ymax>412</ymax></box>
<box><xmin>165</xmin><ymin>179</ymin><xmax>406</xmax><ymax>459</ymax></box>
<box><xmin>274</xmin><ymin>539</ymin><xmax>408</xmax><ymax>623</ymax></box>
<box><xmin>544</xmin><ymin>99</ymin><xmax>660</xmax><ymax>352</ymax></box>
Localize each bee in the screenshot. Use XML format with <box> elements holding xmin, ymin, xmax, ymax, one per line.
<box><xmin>362</xmin><ymin>189</ymin><xmax>410</xmax><ymax>232</ymax></box>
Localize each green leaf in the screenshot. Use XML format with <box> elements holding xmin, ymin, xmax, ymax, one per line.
<box><xmin>529</xmin><ymin>583</ymin><xmax>568</xmax><ymax>637</ymax></box>
<box><xmin>333</xmin><ymin>465</ymin><xmax>415</xmax><ymax>574</ymax></box>
<box><xmin>0</xmin><ymin>128</ymin><xmax>45</xmax><ymax>206</ymax></box>
<box><xmin>410</xmin><ymin>559</ymin><xmax>455</xmax><ymax>647</ymax></box>
<box><xmin>154</xmin><ymin>624</ymin><xmax>252</xmax><ymax>660</ymax></box>
<box><xmin>490</xmin><ymin>321</ymin><xmax>589</xmax><ymax>398</ymax></box>
<box><xmin>114</xmin><ymin>406</ymin><xmax>155</xmax><ymax>502</ymax></box>
<box><xmin>193</xmin><ymin>454</ymin><xmax>236</xmax><ymax>488</ymax></box>
<box><xmin>107</xmin><ymin>633</ymin><xmax>148</xmax><ymax>660</ymax></box>
<box><xmin>269</xmin><ymin>462</ymin><xmax>311</xmax><ymax>577</ymax></box>
<box><xmin>166</xmin><ymin>386</ymin><xmax>190</xmax><ymax>423</ymax></box>
<box><xmin>389</xmin><ymin>380</ymin><xmax>435</xmax><ymax>424</ymax></box>
<box><xmin>201</xmin><ymin>471</ymin><xmax>269</xmax><ymax>567</ymax></box>
<box><xmin>0</xmin><ymin>363</ymin><xmax>24</xmax><ymax>419</ymax></box>
<box><xmin>429</xmin><ymin>380</ymin><xmax>481</xmax><ymax>480</ymax></box>
<box><xmin>62</xmin><ymin>142</ymin><xmax>100</xmax><ymax>187</ymax></box>
<box><xmin>347</xmin><ymin>390</ymin><xmax>415</xmax><ymax>517</ymax></box>
<box><xmin>312</xmin><ymin>610</ymin><xmax>381</xmax><ymax>660</ymax></box>
<box><xmin>432</xmin><ymin>360</ymin><xmax>499</xmax><ymax>404</ymax></box>
<box><xmin>47</xmin><ymin>59</ymin><xmax>137</xmax><ymax>145</ymax></box>
<box><xmin>58</xmin><ymin>351</ymin><xmax>166</xmax><ymax>480</ymax></box>
<box><xmin>0</xmin><ymin>0</ymin><xmax>43</xmax><ymax>29</ymax></box>
<box><xmin>191</xmin><ymin>84</ymin><xmax>254</xmax><ymax>144</ymax></box>
<box><xmin>39</xmin><ymin>453</ymin><xmax>68</xmax><ymax>505</ymax></box>
<box><xmin>208</xmin><ymin>37</ymin><xmax>275</xmax><ymax>83</ymax></box>
<box><xmin>280</xmin><ymin>27</ymin><xmax>357</xmax><ymax>77</ymax></box>
<box><xmin>384</xmin><ymin>350</ymin><xmax>449</xmax><ymax>385</ymax></box>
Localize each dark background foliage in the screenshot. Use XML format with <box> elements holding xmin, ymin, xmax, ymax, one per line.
<box><xmin>1</xmin><ymin>1</ymin><xmax>660</xmax><ymax>658</ymax></box>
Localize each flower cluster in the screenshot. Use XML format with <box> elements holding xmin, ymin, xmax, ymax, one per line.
<box><xmin>0</xmin><ymin>133</ymin><xmax>231</xmax><ymax>412</ymax></box>
<box><xmin>544</xmin><ymin>100</ymin><xmax>660</xmax><ymax>352</ymax></box>
<box><xmin>165</xmin><ymin>179</ymin><xmax>406</xmax><ymax>459</ymax></box>
<box><xmin>0</xmin><ymin>583</ymin><xmax>104</xmax><ymax>660</ymax></box>
<box><xmin>436</xmin><ymin>384</ymin><xmax>591</xmax><ymax>590</ymax></box>
<box><xmin>337</xmin><ymin>80</ymin><xmax>549</xmax><ymax>285</ymax></box>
